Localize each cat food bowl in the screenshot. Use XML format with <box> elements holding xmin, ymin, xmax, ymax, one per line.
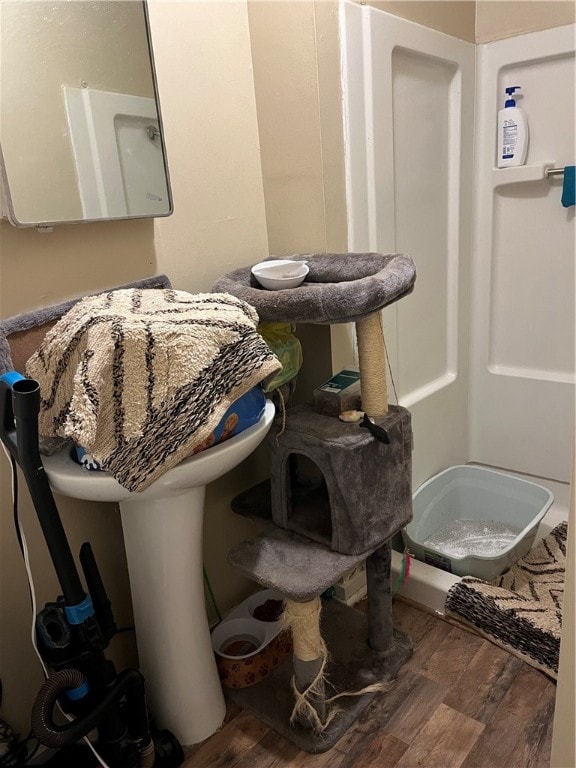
<box><xmin>211</xmin><ymin>589</ymin><xmax>291</xmax><ymax>688</ymax></box>
<box><xmin>211</xmin><ymin>619</ymin><xmax>267</xmax><ymax>659</ymax></box>
<box><xmin>251</xmin><ymin>260</ymin><xmax>309</xmax><ymax>291</ymax></box>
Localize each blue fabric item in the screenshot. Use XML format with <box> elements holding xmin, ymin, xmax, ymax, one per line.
<box><xmin>76</xmin><ymin>386</ymin><xmax>267</xmax><ymax>470</ymax></box>
<box><xmin>561</xmin><ymin>166</ymin><xmax>575</xmax><ymax>208</ymax></box>
<box><xmin>211</xmin><ymin>386</ymin><xmax>266</xmax><ymax>444</ymax></box>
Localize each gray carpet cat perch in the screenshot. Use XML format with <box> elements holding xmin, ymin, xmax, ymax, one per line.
<box><xmin>213</xmin><ymin>253</ymin><xmax>417</xmax><ymax>752</ymax></box>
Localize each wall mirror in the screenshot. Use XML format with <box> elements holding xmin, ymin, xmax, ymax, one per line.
<box><xmin>0</xmin><ymin>0</ymin><xmax>172</xmax><ymax>228</ymax></box>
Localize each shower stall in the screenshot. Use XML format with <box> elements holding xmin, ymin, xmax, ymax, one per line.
<box><xmin>340</xmin><ymin>3</ymin><xmax>575</xmax><ymax>609</ymax></box>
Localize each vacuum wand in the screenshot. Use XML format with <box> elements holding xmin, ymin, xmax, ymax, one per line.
<box><xmin>0</xmin><ymin>373</ymin><xmax>87</xmax><ymax>607</ymax></box>
<box><xmin>0</xmin><ymin>370</ymin><xmax>184</xmax><ymax>767</ymax></box>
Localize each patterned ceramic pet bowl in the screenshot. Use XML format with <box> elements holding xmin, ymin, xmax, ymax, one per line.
<box><xmin>211</xmin><ymin>589</ymin><xmax>291</xmax><ymax>689</ymax></box>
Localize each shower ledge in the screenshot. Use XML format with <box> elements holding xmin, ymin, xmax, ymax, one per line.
<box><xmin>492</xmin><ymin>161</ymin><xmax>554</xmax><ymax>188</ymax></box>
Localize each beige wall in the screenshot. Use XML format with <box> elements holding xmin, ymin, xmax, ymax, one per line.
<box><xmin>0</xmin><ymin>0</ymin><xmax>270</xmax><ymax>733</ymax></box>
<box><xmin>366</xmin><ymin>1</ymin><xmax>476</xmax><ymax>41</ymax></box>
<box><xmin>148</xmin><ymin>0</ymin><xmax>274</xmax><ymax>628</ymax></box>
<box><xmin>0</xmin><ymin>1</ymin><xmax>154</xmax><ymax>223</ymax></box>
<box><xmin>364</xmin><ymin>1</ymin><xmax>575</xmax><ymax>43</ymax></box>
<box><xmin>248</xmin><ymin>0</ymin><xmax>347</xmax><ymax>256</ymax></box>
<box><xmin>476</xmin><ymin>0</ymin><xmax>575</xmax><ymax>43</ymax></box>
<box><xmin>247</xmin><ymin>0</ymin><xmax>346</xmax><ymax>389</ymax></box>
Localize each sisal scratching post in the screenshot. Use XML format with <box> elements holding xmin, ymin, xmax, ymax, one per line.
<box><xmin>355</xmin><ymin>312</ymin><xmax>395</xmax><ymax>656</ymax></box>
<box><xmin>283</xmin><ymin>598</ymin><xmax>387</xmax><ymax>734</ymax></box>
<box><xmin>283</xmin><ymin>598</ymin><xmax>328</xmax><ymax>730</ymax></box>
<box><xmin>355</xmin><ymin>311</ymin><xmax>388</xmax><ymax>417</ymax></box>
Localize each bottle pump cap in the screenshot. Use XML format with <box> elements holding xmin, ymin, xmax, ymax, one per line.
<box><xmin>505</xmin><ymin>86</ymin><xmax>521</xmax><ymax>108</ymax></box>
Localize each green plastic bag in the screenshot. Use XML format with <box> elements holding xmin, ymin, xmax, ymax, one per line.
<box><xmin>258</xmin><ymin>322</ymin><xmax>303</xmax><ymax>393</ymax></box>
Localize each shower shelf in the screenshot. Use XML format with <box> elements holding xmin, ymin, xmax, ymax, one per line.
<box><xmin>492</xmin><ymin>162</ymin><xmax>554</xmax><ymax>188</ymax></box>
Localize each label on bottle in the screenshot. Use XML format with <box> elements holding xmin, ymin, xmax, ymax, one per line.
<box><xmin>502</xmin><ymin>119</ymin><xmax>518</xmax><ymax>159</ymax></box>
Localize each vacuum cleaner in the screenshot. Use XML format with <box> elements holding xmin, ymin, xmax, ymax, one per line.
<box><xmin>0</xmin><ymin>371</ymin><xmax>184</xmax><ymax>768</ymax></box>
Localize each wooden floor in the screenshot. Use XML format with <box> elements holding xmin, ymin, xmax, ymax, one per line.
<box><xmin>183</xmin><ymin>598</ymin><xmax>556</xmax><ymax>768</ymax></box>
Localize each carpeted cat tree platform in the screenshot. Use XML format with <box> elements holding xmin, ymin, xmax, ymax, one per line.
<box><xmin>212</xmin><ymin>253</ymin><xmax>417</xmax><ymax>752</ymax></box>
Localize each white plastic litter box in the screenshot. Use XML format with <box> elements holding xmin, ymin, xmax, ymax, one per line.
<box><xmin>402</xmin><ymin>465</ymin><xmax>554</xmax><ymax>580</ymax></box>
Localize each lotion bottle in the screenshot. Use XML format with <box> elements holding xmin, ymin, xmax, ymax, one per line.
<box><xmin>497</xmin><ymin>86</ymin><xmax>529</xmax><ymax>167</ymax></box>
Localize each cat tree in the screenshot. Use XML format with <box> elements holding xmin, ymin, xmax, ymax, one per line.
<box><xmin>213</xmin><ymin>252</ymin><xmax>416</xmax><ymax>752</ymax></box>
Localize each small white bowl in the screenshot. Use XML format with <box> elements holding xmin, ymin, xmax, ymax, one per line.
<box><xmin>251</xmin><ymin>260</ymin><xmax>309</xmax><ymax>291</ymax></box>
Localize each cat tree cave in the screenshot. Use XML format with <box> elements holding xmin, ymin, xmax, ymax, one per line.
<box><xmin>212</xmin><ymin>252</ymin><xmax>417</xmax><ymax>752</ymax></box>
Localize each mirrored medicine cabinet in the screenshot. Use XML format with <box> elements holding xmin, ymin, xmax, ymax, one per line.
<box><xmin>0</xmin><ymin>0</ymin><xmax>172</xmax><ymax>228</ymax></box>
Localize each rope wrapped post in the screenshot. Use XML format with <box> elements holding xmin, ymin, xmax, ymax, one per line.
<box><xmin>283</xmin><ymin>598</ymin><xmax>327</xmax><ymax>730</ymax></box>
<box><xmin>355</xmin><ymin>312</ymin><xmax>394</xmax><ymax>654</ymax></box>
<box><xmin>365</xmin><ymin>541</ymin><xmax>394</xmax><ymax>654</ymax></box>
<box><xmin>355</xmin><ymin>311</ymin><xmax>388</xmax><ymax>417</ymax></box>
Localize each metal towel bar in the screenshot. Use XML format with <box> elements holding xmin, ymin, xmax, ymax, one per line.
<box><xmin>546</xmin><ymin>167</ymin><xmax>567</xmax><ymax>178</ymax></box>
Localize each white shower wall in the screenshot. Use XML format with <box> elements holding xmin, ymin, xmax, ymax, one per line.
<box><xmin>341</xmin><ymin>3</ymin><xmax>475</xmax><ymax>488</ymax></box>
<box><xmin>341</xmin><ymin>4</ymin><xmax>575</xmax><ymax>488</ymax></box>
<box><xmin>469</xmin><ymin>25</ymin><xmax>575</xmax><ymax>483</ymax></box>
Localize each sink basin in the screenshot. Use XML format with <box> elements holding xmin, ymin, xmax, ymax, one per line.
<box><xmin>43</xmin><ymin>400</ymin><xmax>276</xmax><ymax>745</ymax></box>
<box><xmin>45</xmin><ymin>402</ymin><xmax>275</xmax><ymax>502</ymax></box>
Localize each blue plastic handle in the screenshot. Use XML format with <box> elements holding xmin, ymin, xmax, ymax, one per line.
<box><xmin>0</xmin><ymin>371</ymin><xmax>26</xmax><ymax>388</ymax></box>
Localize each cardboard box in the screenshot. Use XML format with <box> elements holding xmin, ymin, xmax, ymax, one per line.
<box><xmin>313</xmin><ymin>369</ymin><xmax>361</xmax><ymax>417</ymax></box>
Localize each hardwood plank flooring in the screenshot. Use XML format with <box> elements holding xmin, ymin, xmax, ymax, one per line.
<box><xmin>184</xmin><ymin>598</ymin><xmax>556</xmax><ymax>768</ymax></box>
<box><xmin>442</xmin><ymin>641</ymin><xmax>524</xmax><ymax>723</ymax></box>
<box><xmin>395</xmin><ymin>703</ymin><xmax>485</xmax><ymax>768</ymax></box>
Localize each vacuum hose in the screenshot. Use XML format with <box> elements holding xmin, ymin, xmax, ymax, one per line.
<box><xmin>31</xmin><ymin>667</ymin><xmax>152</xmax><ymax>753</ymax></box>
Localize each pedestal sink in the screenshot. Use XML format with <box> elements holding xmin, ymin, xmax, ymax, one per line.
<box><xmin>42</xmin><ymin>401</ymin><xmax>275</xmax><ymax>746</ymax></box>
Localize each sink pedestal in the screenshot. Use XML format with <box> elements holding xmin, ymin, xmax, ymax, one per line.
<box><xmin>42</xmin><ymin>402</ymin><xmax>276</xmax><ymax>746</ymax></box>
<box><xmin>120</xmin><ymin>488</ymin><xmax>226</xmax><ymax>746</ymax></box>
